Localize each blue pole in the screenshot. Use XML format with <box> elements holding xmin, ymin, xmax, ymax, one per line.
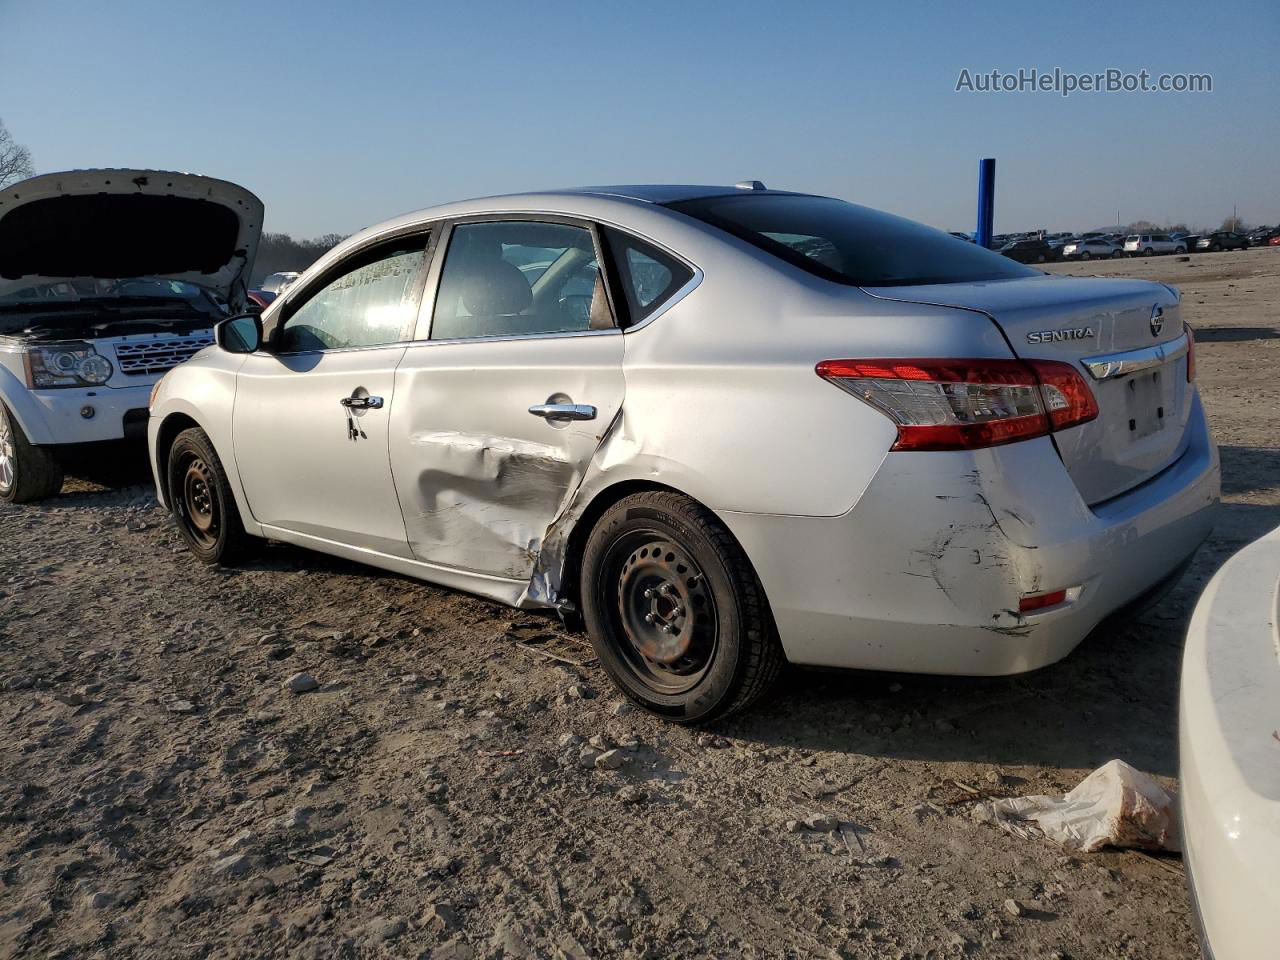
<box><xmin>976</xmin><ymin>158</ymin><xmax>996</xmax><ymax>248</ymax></box>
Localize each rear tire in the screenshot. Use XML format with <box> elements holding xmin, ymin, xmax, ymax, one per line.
<box><xmin>166</xmin><ymin>427</ymin><xmax>251</xmax><ymax>564</ymax></box>
<box><xmin>1143</xmin><ymin>247</ymin><xmax>1154</xmax><ymax>256</ymax></box>
<box><xmin>580</xmin><ymin>491</ymin><xmax>783</xmax><ymax>724</ymax></box>
<box><xmin>0</xmin><ymin>403</ymin><xmax>64</xmax><ymax>503</ymax></box>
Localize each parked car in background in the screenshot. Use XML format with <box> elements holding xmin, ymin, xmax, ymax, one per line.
<box><xmin>0</xmin><ymin>169</ymin><xmax>262</xmax><ymax>502</ymax></box>
<box><xmin>999</xmin><ymin>238</ymin><xmax>1056</xmax><ymax>263</ymax></box>
<box><xmin>150</xmin><ymin>182</ymin><xmax>1217</xmax><ymax>723</ymax></box>
<box><xmin>1173</xmin><ymin>233</ymin><xmax>1201</xmax><ymax>252</ymax></box>
<box><xmin>246</xmin><ymin>289</ymin><xmax>277</xmax><ymax>312</ymax></box>
<box><xmin>259</xmin><ymin>271</ymin><xmax>300</xmax><ymax>295</ymax></box>
<box><xmin>1061</xmin><ymin>238</ymin><xmax>1123</xmax><ymax>260</ymax></box>
<box><xmin>1179</xmin><ymin>523</ymin><xmax>1280</xmax><ymax>960</ymax></box>
<box><xmin>1196</xmin><ymin>232</ymin><xmax>1251</xmax><ymax>252</ymax></box>
<box><xmin>1124</xmin><ymin>233</ymin><xmax>1184</xmax><ymax>256</ymax></box>
<box><xmin>1245</xmin><ymin>226</ymin><xmax>1275</xmax><ymax>245</ymax></box>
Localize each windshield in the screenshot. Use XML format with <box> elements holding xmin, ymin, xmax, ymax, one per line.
<box><xmin>0</xmin><ymin>276</ymin><xmax>226</xmax><ymax>310</ymax></box>
<box><xmin>667</xmin><ymin>194</ymin><xmax>1038</xmax><ymax>286</ymax></box>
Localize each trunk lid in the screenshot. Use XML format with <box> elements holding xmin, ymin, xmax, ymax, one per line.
<box><xmin>863</xmin><ymin>274</ymin><xmax>1192</xmax><ymax>504</ymax></box>
<box><xmin>0</xmin><ymin>169</ymin><xmax>263</xmax><ymax>310</ymax></box>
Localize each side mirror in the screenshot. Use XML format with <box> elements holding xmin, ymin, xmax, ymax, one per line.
<box><xmin>215</xmin><ymin>314</ymin><xmax>263</xmax><ymax>354</ymax></box>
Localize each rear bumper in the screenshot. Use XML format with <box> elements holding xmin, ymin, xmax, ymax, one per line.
<box><xmin>721</xmin><ymin>393</ymin><xmax>1219</xmax><ymax>675</ymax></box>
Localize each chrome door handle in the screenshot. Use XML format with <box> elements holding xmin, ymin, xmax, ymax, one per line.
<box><xmin>528</xmin><ymin>403</ymin><xmax>596</xmax><ymax>421</ymax></box>
<box><xmin>340</xmin><ymin>395</ymin><xmax>384</xmax><ymax>409</ymax></box>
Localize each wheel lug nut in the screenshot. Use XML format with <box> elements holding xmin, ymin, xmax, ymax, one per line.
<box><xmin>643</xmin><ymin>588</ymin><xmax>655</xmax><ymax>599</ymax></box>
<box><xmin>644</xmin><ymin>613</ymin><xmax>656</xmax><ymax>624</ymax></box>
<box><xmin>663</xmin><ymin>624</ymin><xmax>677</xmax><ymax>634</ymax></box>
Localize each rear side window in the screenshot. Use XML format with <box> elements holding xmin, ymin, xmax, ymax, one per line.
<box><xmin>667</xmin><ymin>194</ymin><xmax>1037</xmax><ymax>287</ymax></box>
<box><xmin>430</xmin><ymin>221</ymin><xmax>613</xmax><ymax>340</ymax></box>
<box><xmin>601</xmin><ymin>228</ymin><xmax>693</xmax><ymax>325</ymax></box>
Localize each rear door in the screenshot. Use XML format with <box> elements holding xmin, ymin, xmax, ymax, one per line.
<box><xmin>387</xmin><ymin>217</ymin><xmax>625</xmax><ymax>579</ymax></box>
<box><xmin>864</xmin><ymin>275</ymin><xmax>1193</xmax><ymax>504</ymax></box>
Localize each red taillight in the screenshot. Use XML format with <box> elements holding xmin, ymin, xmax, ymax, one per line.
<box><xmin>1019</xmin><ymin>589</ymin><xmax>1067</xmax><ymax>613</ymax></box>
<box><xmin>1027</xmin><ymin>359</ymin><xmax>1099</xmax><ymax>430</ymax></box>
<box><xmin>816</xmin><ymin>357</ymin><xmax>1098</xmax><ymax>452</ymax></box>
<box><xmin>1185</xmin><ymin>324</ymin><xmax>1196</xmax><ymax>382</ymax></box>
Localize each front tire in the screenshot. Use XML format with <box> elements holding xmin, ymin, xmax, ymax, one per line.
<box><xmin>0</xmin><ymin>403</ymin><xmax>64</xmax><ymax>503</ymax></box>
<box><xmin>1080</xmin><ymin>251</ymin><xmax>1092</xmax><ymax>261</ymax></box>
<box><xmin>580</xmin><ymin>491</ymin><xmax>783</xmax><ymax>724</ymax></box>
<box><xmin>1174</xmin><ymin>245</ymin><xmax>1187</xmax><ymax>254</ymax></box>
<box><xmin>166</xmin><ymin>427</ymin><xmax>250</xmax><ymax>564</ymax></box>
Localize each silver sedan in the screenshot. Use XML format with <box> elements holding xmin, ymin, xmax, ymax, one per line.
<box><xmin>149</xmin><ymin>184</ymin><xmax>1219</xmax><ymax>722</ymax></box>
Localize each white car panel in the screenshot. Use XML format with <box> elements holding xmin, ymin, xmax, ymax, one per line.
<box><xmin>149</xmin><ymin>186</ymin><xmax>1221</xmax><ymax>694</ymax></box>
<box><xmin>389</xmin><ymin>332</ymin><xmax>625</xmax><ymax>580</ymax></box>
<box><xmin>1179</xmin><ymin>525</ymin><xmax>1280</xmax><ymax>960</ymax></box>
<box><xmin>232</xmin><ymin>346</ymin><xmax>412</xmax><ymax>557</ymax></box>
<box><xmin>727</xmin><ymin>395</ymin><xmax>1216</xmax><ymax>671</ymax></box>
<box><xmin>866</xmin><ymin>277</ymin><xmax>1193</xmax><ymax>504</ymax></box>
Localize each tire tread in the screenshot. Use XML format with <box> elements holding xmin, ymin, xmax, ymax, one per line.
<box><xmin>588</xmin><ymin>490</ymin><xmax>783</xmax><ymax>722</ymax></box>
<box><xmin>168</xmin><ymin>427</ymin><xmax>251</xmax><ymax>564</ymax></box>
<box><xmin>0</xmin><ymin>404</ymin><xmax>63</xmax><ymax>503</ymax></box>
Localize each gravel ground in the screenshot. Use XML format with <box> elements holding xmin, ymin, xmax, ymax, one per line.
<box><xmin>2</xmin><ymin>247</ymin><xmax>1277</xmax><ymax>959</ymax></box>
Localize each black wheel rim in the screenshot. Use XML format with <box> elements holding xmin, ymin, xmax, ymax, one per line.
<box><xmin>602</xmin><ymin>530</ymin><xmax>719</xmax><ymax>696</ymax></box>
<box><xmin>178</xmin><ymin>456</ymin><xmax>219</xmax><ymax>548</ymax></box>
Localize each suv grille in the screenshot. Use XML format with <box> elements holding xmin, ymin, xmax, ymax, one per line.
<box><xmin>114</xmin><ymin>336</ymin><xmax>214</xmax><ymax>376</ymax></box>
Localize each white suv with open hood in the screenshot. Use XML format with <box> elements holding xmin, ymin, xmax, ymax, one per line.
<box><xmin>0</xmin><ymin>169</ymin><xmax>262</xmax><ymax>502</ymax></box>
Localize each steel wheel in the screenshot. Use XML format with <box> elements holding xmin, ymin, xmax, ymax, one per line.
<box><xmin>178</xmin><ymin>455</ymin><xmax>220</xmax><ymax>548</ymax></box>
<box><xmin>165</xmin><ymin>427</ymin><xmax>250</xmax><ymax>564</ymax></box>
<box><xmin>0</xmin><ymin>411</ymin><xmax>14</xmax><ymax>495</ymax></box>
<box><xmin>607</xmin><ymin>532</ymin><xmax>719</xmax><ymax>695</ymax></box>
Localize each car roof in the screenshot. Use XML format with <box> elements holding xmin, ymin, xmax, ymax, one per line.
<box><xmin>527</xmin><ymin>184</ymin><xmax>810</xmax><ymax>204</ymax></box>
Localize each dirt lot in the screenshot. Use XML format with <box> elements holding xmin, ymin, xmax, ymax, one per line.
<box><xmin>2</xmin><ymin>248</ymin><xmax>1277</xmax><ymax>959</ymax></box>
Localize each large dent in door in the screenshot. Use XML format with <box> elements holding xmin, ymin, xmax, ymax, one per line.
<box><xmin>404</xmin><ymin>430</ymin><xmax>578</xmax><ymax>580</ymax></box>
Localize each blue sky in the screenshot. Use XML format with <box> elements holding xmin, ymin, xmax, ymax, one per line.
<box><xmin>2</xmin><ymin>0</ymin><xmax>1276</xmax><ymax>237</ymax></box>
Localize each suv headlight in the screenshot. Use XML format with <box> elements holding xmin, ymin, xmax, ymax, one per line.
<box><xmin>23</xmin><ymin>343</ymin><xmax>115</xmax><ymax>389</ymax></box>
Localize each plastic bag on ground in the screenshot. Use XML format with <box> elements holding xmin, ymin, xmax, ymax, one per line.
<box><xmin>977</xmin><ymin>759</ymin><xmax>1180</xmax><ymax>853</ymax></box>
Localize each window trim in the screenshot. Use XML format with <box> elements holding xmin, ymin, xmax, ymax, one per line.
<box><xmin>412</xmin><ymin>213</ymin><xmax>625</xmax><ymax>345</ymax></box>
<box><xmin>262</xmin><ymin>224</ymin><xmax>436</xmax><ymax>355</ymax></box>
<box><xmin>599</xmin><ymin>226</ymin><xmax>697</xmax><ymax>329</ymax></box>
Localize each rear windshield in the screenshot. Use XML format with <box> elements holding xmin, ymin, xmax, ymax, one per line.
<box><xmin>666</xmin><ymin>193</ymin><xmax>1038</xmax><ymax>287</ymax></box>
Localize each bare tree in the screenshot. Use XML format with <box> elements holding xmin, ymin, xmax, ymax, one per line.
<box><xmin>1218</xmin><ymin>214</ymin><xmax>1250</xmax><ymax>233</ymax></box>
<box><xmin>0</xmin><ymin>118</ymin><xmax>35</xmax><ymax>188</ymax></box>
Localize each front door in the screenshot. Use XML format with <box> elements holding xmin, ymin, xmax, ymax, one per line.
<box><xmin>388</xmin><ymin>218</ymin><xmax>625</xmax><ymax>580</ymax></box>
<box><xmin>232</xmin><ymin>235</ymin><xmax>430</xmax><ymax>556</ymax></box>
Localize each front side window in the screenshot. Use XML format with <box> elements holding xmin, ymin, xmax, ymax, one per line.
<box><xmin>602</xmin><ymin>227</ymin><xmax>693</xmax><ymax>325</ymax></box>
<box><xmin>667</xmin><ymin>194</ymin><xmax>1037</xmax><ymax>287</ymax></box>
<box><xmin>430</xmin><ymin>221</ymin><xmax>613</xmax><ymax>340</ymax></box>
<box><xmin>280</xmin><ymin>240</ymin><xmax>426</xmax><ymax>352</ymax></box>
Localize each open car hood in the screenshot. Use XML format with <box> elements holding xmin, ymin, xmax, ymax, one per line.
<box><xmin>0</xmin><ymin>169</ymin><xmax>264</xmax><ymax>309</ymax></box>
